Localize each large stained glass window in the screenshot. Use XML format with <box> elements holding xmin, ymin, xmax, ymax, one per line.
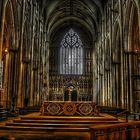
<box><xmin>60</xmin><ymin>29</ymin><xmax>83</xmax><ymax>75</ymax></box>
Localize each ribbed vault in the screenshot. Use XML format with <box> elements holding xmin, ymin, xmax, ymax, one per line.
<box><xmin>38</xmin><ymin>0</ymin><xmax>107</xmax><ymax>39</ymax></box>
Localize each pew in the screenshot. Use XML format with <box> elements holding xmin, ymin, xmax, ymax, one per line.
<box><xmin>90</xmin><ymin>122</ymin><xmax>140</xmax><ymax>140</ymax></box>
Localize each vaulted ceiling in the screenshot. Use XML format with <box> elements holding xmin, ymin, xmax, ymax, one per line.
<box><xmin>38</xmin><ymin>0</ymin><xmax>107</xmax><ymax>39</ymax></box>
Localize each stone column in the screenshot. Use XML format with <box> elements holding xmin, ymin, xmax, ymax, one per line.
<box><xmin>17</xmin><ymin>0</ymin><xmax>26</xmax><ymax>107</ymax></box>
<box><xmin>0</xmin><ymin>0</ymin><xmax>8</xmax><ymax>106</ymax></box>
<box><xmin>0</xmin><ymin>0</ymin><xmax>8</xmax><ymax>60</ymax></box>
<box><xmin>119</xmin><ymin>0</ymin><xmax>125</xmax><ymax>108</ymax></box>
<box><xmin>8</xmin><ymin>48</ymin><xmax>18</xmax><ymax>112</ymax></box>
<box><xmin>23</xmin><ymin>60</ymin><xmax>30</xmax><ymax>107</ymax></box>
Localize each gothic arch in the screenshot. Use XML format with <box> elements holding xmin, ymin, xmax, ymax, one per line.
<box><xmin>60</xmin><ymin>29</ymin><xmax>83</xmax><ymax>75</ymax></box>
<box><xmin>112</xmin><ymin>22</ymin><xmax>122</xmax><ymax>108</ymax></box>
<box><xmin>4</xmin><ymin>0</ymin><xmax>15</xmax><ymax>50</ymax></box>
<box><xmin>1</xmin><ymin>0</ymin><xmax>16</xmax><ymax>108</ymax></box>
<box><xmin>124</xmin><ymin>1</ymin><xmax>139</xmax><ymax>52</ymax></box>
<box><xmin>48</xmin><ymin>17</ymin><xmax>95</xmax><ymax>42</ymax></box>
<box><xmin>113</xmin><ymin>22</ymin><xmax>121</xmax><ymax>62</ymax></box>
<box><xmin>104</xmin><ymin>37</ymin><xmax>111</xmax><ymax>70</ymax></box>
<box><xmin>49</xmin><ymin>25</ymin><xmax>93</xmax><ymax>101</ymax></box>
<box><xmin>124</xmin><ymin>1</ymin><xmax>140</xmax><ymax>111</ymax></box>
<box><xmin>22</xmin><ymin>20</ymin><xmax>31</xmax><ymax>62</ymax></box>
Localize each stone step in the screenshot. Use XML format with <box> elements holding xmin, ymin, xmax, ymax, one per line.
<box><xmin>0</xmin><ymin>113</ymin><xmax>123</xmax><ymax>140</ymax></box>
<box><xmin>6</xmin><ymin>122</ymin><xmax>94</xmax><ymax>127</ymax></box>
<box><xmin>20</xmin><ymin>116</ymin><xmax>118</xmax><ymax>121</ymax></box>
<box><xmin>6</xmin><ymin>122</ymin><xmax>120</xmax><ymax>128</ymax></box>
<box><xmin>13</xmin><ymin>119</ymin><xmax>120</xmax><ymax>124</ymax></box>
<box><xmin>0</xmin><ymin>125</ymin><xmax>90</xmax><ymax>140</ymax></box>
<box><xmin>0</xmin><ymin>125</ymin><xmax>89</xmax><ymax>132</ymax></box>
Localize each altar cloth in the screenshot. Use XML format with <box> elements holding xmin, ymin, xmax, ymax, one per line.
<box><xmin>41</xmin><ymin>101</ymin><xmax>99</xmax><ymax>116</ymax></box>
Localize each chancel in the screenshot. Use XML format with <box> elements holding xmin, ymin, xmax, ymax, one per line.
<box><xmin>49</xmin><ymin>27</ymin><xmax>93</xmax><ymax>103</ymax></box>
<box><xmin>0</xmin><ymin>0</ymin><xmax>140</xmax><ymax>140</ymax></box>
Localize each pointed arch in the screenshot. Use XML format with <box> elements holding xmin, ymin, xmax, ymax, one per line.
<box><xmin>60</xmin><ymin>29</ymin><xmax>83</xmax><ymax>75</ymax></box>
<box><xmin>113</xmin><ymin>22</ymin><xmax>121</xmax><ymax>62</ymax></box>
<box><xmin>124</xmin><ymin>1</ymin><xmax>140</xmax><ymax>52</ymax></box>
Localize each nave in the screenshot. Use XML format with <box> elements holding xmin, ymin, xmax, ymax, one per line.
<box><xmin>0</xmin><ymin>0</ymin><xmax>140</xmax><ymax>139</ymax></box>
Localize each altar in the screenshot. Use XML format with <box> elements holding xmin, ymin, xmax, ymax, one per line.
<box><xmin>40</xmin><ymin>101</ymin><xmax>99</xmax><ymax>116</ymax></box>
<box><xmin>41</xmin><ymin>77</ymin><xmax>98</xmax><ymax>116</ymax></box>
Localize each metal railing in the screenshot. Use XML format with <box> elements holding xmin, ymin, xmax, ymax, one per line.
<box><xmin>116</xmin><ymin>110</ymin><xmax>130</xmax><ymax>122</ymax></box>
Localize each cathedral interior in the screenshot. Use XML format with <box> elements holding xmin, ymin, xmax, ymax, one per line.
<box><xmin>0</xmin><ymin>0</ymin><xmax>140</xmax><ymax>139</ymax></box>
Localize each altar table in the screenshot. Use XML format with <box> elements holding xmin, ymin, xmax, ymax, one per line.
<box><xmin>41</xmin><ymin>101</ymin><xmax>99</xmax><ymax>116</ymax></box>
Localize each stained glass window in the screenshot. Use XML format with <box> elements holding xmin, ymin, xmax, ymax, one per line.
<box><xmin>60</xmin><ymin>29</ymin><xmax>83</xmax><ymax>75</ymax></box>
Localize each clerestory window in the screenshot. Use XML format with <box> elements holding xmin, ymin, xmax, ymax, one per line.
<box><xmin>60</xmin><ymin>29</ymin><xmax>83</xmax><ymax>75</ymax></box>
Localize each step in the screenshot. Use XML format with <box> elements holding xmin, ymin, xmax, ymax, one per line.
<box><xmin>20</xmin><ymin>116</ymin><xmax>118</xmax><ymax>121</ymax></box>
<box><xmin>7</xmin><ymin>122</ymin><xmax>121</xmax><ymax>127</ymax></box>
<box><xmin>13</xmin><ymin>119</ymin><xmax>120</xmax><ymax>124</ymax></box>
<box><xmin>0</xmin><ymin>125</ymin><xmax>89</xmax><ymax>132</ymax></box>
<box><xmin>6</xmin><ymin>122</ymin><xmax>93</xmax><ymax>127</ymax></box>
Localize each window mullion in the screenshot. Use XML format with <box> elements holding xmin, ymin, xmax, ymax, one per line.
<box><xmin>67</xmin><ymin>46</ymin><xmax>69</xmax><ymax>74</ymax></box>
<box><xmin>77</xmin><ymin>47</ymin><xmax>80</xmax><ymax>73</ymax></box>
<box><xmin>60</xmin><ymin>47</ymin><xmax>62</xmax><ymax>74</ymax></box>
<box><xmin>80</xmin><ymin>47</ymin><xmax>83</xmax><ymax>74</ymax></box>
<box><xmin>70</xmin><ymin>46</ymin><xmax>72</xmax><ymax>74</ymax></box>
<box><xmin>72</xmin><ymin>47</ymin><xmax>74</xmax><ymax>74</ymax></box>
<box><xmin>60</xmin><ymin>29</ymin><xmax>83</xmax><ymax>75</ymax></box>
<box><xmin>65</xmin><ymin>47</ymin><xmax>66</xmax><ymax>74</ymax></box>
<box><xmin>62</xmin><ymin>47</ymin><xmax>64</xmax><ymax>74</ymax></box>
<box><xmin>76</xmin><ymin>47</ymin><xmax>78</xmax><ymax>74</ymax></box>
<box><xmin>66</xmin><ymin>46</ymin><xmax>68</xmax><ymax>74</ymax></box>
<box><xmin>74</xmin><ymin>47</ymin><xmax>76</xmax><ymax>75</ymax></box>
<box><xmin>74</xmin><ymin>47</ymin><xmax>76</xmax><ymax>74</ymax></box>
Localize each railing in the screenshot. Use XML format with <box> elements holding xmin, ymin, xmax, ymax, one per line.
<box><xmin>98</xmin><ymin>106</ymin><xmax>126</xmax><ymax>114</ymax></box>
<box><xmin>116</xmin><ymin>110</ymin><xmax>130</xmax><ymax>122</ymax></box>
<box><xmin>128</xmin><ymin>112</ymin><xmax>140</xmax><ymax>121</ymax></box>
<box><xmin>90</xmin><ymin>122</ymin><xmax>140</xmax><ymax>140</ymax></box>
<box><xmin>116</xmin><ymin>110</ymin><xmax>140</xmax><ymax>122</ymax></box>
<box><xmin>18</xmin><ymin>106</ymin><xmax>40</xmax><ymax>115</ymax></box>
